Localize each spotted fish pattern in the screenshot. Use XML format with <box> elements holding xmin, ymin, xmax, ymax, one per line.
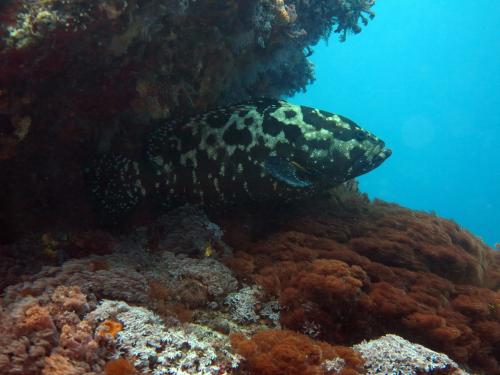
<box><xmin>89</xmin><ymin>98</ymin><xmax>391</xmax><ymax>220</ymax></box>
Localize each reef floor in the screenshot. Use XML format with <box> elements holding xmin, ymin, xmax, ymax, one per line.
<box><xmin>1</xmin><ymin>186</ymin><xmax>498</xmax><ymax>374</ymax></box>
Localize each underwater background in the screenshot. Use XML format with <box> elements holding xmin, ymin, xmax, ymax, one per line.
<box><xmin>1</xmin><ymin>0</ymin><xmax>499</xmax><ymax>374</ymax></box>
<box><xmin>294</xmin><ymin>0</ymin><xmax>500</xmax><ymax>247</ymax></box>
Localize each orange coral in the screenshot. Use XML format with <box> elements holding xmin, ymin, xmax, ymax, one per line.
<box><xmin>274</xmin><ymin>0</ymin><xmax>297</xmax><ymax>24</ymax></box>
<box><xmin>104</xmin><ymin>358</ymin><xmax>137</xmax><ymax>375</ymax></box>
<box><xmin>97</xmin><ymin>319</ymin><xmax>123</xmax><ymax>337</ymax></box>
<box><xmin>42</xmin><ymin>353</ymin><xmax>83</xmax><ymax>375</ymax></box>
<box><xmin>17</xmin><ymin>304</ymin><xmax>56</xmax><ymax>334</ymax></box>
<box><xmin>231</xmin><ymin>329</ymin><xmax>363</xmax><ymax>375</ymax></box>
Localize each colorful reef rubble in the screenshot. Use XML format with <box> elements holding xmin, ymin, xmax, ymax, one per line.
<box><xmin>0</xmin><ymin>0</ymin><xmax>499</xmax><ymax>374</ymax></box>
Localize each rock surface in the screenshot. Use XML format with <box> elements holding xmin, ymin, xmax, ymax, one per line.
<box><xmin>0</xmin><ymin>0</ymin><xmax>375</xmax><ymax>239</ymax></box>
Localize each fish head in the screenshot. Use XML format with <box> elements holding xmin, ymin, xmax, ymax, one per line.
<box><xmin>266</xmin><ymin>103</ymin><xmax>391</xmax><ymax>187</ymax></box>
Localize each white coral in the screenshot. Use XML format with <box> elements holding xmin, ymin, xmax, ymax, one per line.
<box><xmin>225</xmin><ymin>285</ymin><xmax>261</xmax><ymax>323</ymax></box>
<box><xmin>354</xmin><ymin>334</ymin><xmax>470</xmax><ymax>375</ymax></box>
<box><xmin>89</xmin><ymin>300</ymin><xmax>239</xmax><ymax>374</ymax></box>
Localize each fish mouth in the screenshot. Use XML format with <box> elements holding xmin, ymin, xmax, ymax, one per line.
<box><xmin>380</xmin><ymin>147</ymin><xmax>392</xmax><ymax>159</ymax></box>
<box><xmin>371</xmin><ymin>147</ymin><xmax>392</xmax><ymax>167</ymax></box>
<box><xmin>379</xmin><ymin>147</ymin><xmax>392</xmax><ymax>159</ymax></box>
<box><xmin>351</xmin><ymin>144</ymin><xmax>391</xmax><ymax>175</ymax></box>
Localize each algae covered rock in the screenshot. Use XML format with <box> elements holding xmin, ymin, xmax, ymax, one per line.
<box><xmin>0</xmin><ymin>0</ymin><xmax>376</xmax><ymax>238</ymax></box>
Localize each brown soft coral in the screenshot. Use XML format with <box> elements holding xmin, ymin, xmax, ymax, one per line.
<box><xmin>104</xmin><ymin>358</ymin><xmax>137</xmax><ymax>375</ymax></box>
<box><xmin>231</xmin><ymin>329</ymin><xmax>364</xmax><ymax>375</ymax></box>
<box><xmin>50</xmin><ymin>285</ymin><xmax>89</xmax><ymax>315</ymax></box>
<box><xmin>221</xmin><ymin>189</ymin><xmax>500</xmax><ymax>374</ymax></box>
<box><xmin>3</xmin><ymin>258</ymin><xmax>149</xmax><ymax>305</ymax></box>
<box><xmin>42</xmin><ymin>353</ymin><xmax>88</xmax><ymax>375</ymax></box>
<box><xmin>280</xmin><ymin>259</ymin><xmax>369</xmax><ymax>340</ymax></box>
<box><xmin>59</xmin><ymin>320</ymin><xmax>99</xmax><ymax>362</ymax></box>
<box><xmin>346</xmin><ymin>201</ymin><xmax>497</xmax><ymax>287</ymax></box>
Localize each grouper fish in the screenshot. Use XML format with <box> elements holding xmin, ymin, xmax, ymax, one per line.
<box><xmin>89</xmin><ymin>98</ymin><xmax>391</xmax><ymax>220</ymax></box>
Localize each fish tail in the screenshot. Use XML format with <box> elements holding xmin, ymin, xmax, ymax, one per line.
<box><xmin>86</xmin><ymin>153</ymin><xmax>147</xmax><ymax>224</ymax></box>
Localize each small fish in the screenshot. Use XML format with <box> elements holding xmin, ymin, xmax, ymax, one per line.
<box><xmin>204</xmin><ymin>241</ymin><xmax>214</xmax><ymax>257</ymax></box>
<box><xmin>88</xmin><ymin>98</ymin><xmax>391</xmax><ymax>221</ymax></box>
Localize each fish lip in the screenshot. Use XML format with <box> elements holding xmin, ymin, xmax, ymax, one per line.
<box><xmin>366</xmin><ymin>144</ymin><xmax>391</xmax><ymax>163</ymax></box>
<box><xmin>371</xmin><ymin>147</ymin><xmax>392</xmax><ymax>168</ymax></box>
<box><xmin>380</xmin><ymin>147</ymin><xmax>392</xmax><ymax>158</ymax></box>
<box><xmin>356</xmin><ymin>145</ymin><xmax>391</xmax><ymax>172</ymax></box>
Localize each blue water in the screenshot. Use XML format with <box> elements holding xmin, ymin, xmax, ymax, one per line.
<box><xmin>293</xmin><ymin>0</ymin><xmax>500</xmax><ymax>247</ymax></box>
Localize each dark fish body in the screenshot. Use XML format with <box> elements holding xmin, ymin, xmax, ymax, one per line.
<box><xmin>89</xmin><ymin>98</ymin><xmax>391</xmax><ymax>220</ymax></box>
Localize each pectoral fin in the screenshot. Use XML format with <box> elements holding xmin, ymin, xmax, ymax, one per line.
<box><xmin>264</xmin><ymin>156</ymin><xmax>312</xmax><ymax>188</ymax></box>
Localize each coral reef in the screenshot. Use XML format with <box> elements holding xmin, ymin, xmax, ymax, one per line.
<box><xmin>146</xmin><ymin>205</ymin><xmax>226</xmax><ymax>256</ymax></box>
<box><xmin>354</xmin><ymin>334</ymin><xmax>467</xmax><ymax>374</ymax></box>
<box><xmin>90</xmin><ymin>299</ymin><xmax>240</xmax><ymax>374</ymax></box>
<box><xmin>0</xmin><ymin>230</ymin><xmax>117</xmax><ymax>290</ymax></box>
<box><xmin>0</xmin><ymin>0</ymin><xmax>375</xmax><ymax>239</ymax></box>
<box><xmin>220</xmin><ymin>186</ymin><xmax>500</xmax><ymax>374</ymax></box>
<box><xmin>0</xmin><ymin>214</ymin><xmax>244</xmax><ymax>373</ymax></box>
<box><xmin>155</xmin><ymin>251</ymin><xmax>239</xmax><ymax>305</ymax></box>
<box><xmin>103</xmin><ymin>358</ymin><xmax>136</xmax><ymax>375</ymax></box>
<box><xmin>0</xmin><ymin>193</ymin><xmax>495</xmax><ymax>374</ymax></box>
<box><xmin>0</xmin><ymin>285</ymin><xmax>112</xmax><ymax>375</ymax></box>
<box><xmin>231</xmin><ymin>329</ymin><xmax>365</xmax><ymax>375</ymax></box>
<box><xmin>3</xmin><ymin>257</ymin><xmax>150</xmax><ymax>305</ymax></box>
<box><xmin>0</xmin><ymin>205</ymin><xmax>243</xmax><ymax>352</ymax></box>
<box><xmin>2</xmin><ymin>2</ymin><xmax>498</xmax><ymax>374</ymax></box>
<box><xmin>96</xmin><ymin>319</ymin><xmax>123</xmax><ymax>338</ymax></box>
<box><xmin>225</xmin><ymin>285</ymin><xmax>280</xmax><ymax>324</ymax></box>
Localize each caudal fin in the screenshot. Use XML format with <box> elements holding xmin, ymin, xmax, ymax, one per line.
<box><xmin>86</xmin><ymin>153</ymin><xmax>146</xmax><ymax>224</ymax></box>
